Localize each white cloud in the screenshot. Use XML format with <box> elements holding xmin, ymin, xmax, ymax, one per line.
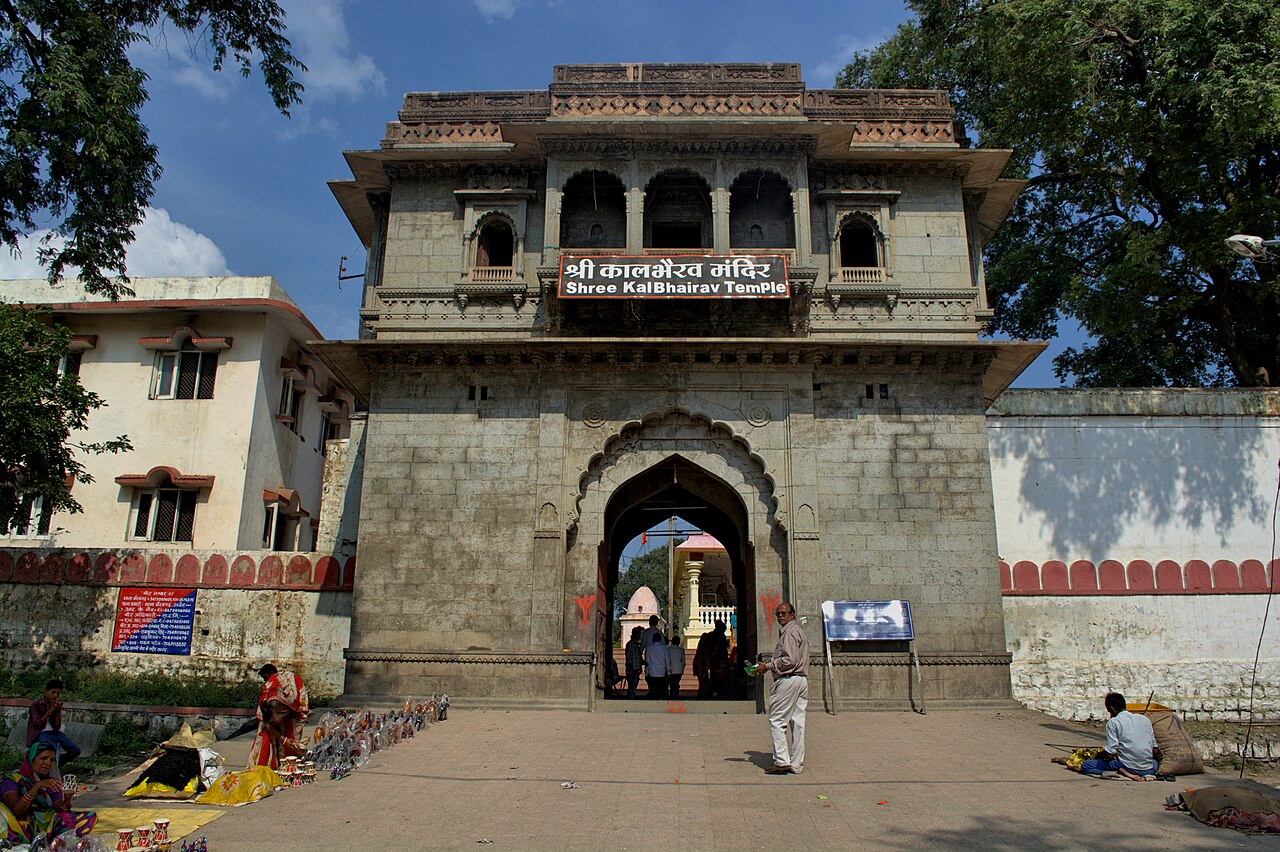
<box><xmin>136</xmin><ymin>1</ymin><xmax>383</xmax><ymax>108</ymax></box>
<box><xmin>280</xmin><ymin>0</ymin><xmax>386</xmax><ymax>101</ymax></box>
<box><xmin>810</xmin><ymin>34</ymin><xmax>887</xmax><ymax>87</ymax></box>
<box><xmin>0</xmin><ymin>208</ymin><xmax>232</xmax><ymax>280</ymax></box>
<box><xmin>276</xmin><ymin>106</ymin><xmax>339</xmax><ymax>142</ymax></box>
<box><xmin>473</xmin><ymin>0</ymin><xmax>521</xmax><ymax>20</ymax></box>
<box><xmin>170</xmin><ymin>62</ymin><xmax>234</xmax><ymax>102</ymax></box>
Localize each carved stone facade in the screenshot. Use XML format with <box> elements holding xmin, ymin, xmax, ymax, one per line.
<box><xmin>320</xmin><ymin>64</ymin><xmax>1041</xmax><ymax>710</ymax></box>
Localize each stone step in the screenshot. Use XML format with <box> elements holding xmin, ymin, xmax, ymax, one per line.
<box><xmin>599</xmin><ymin>699</ymin><xmax>758</xmax><ymax>715</ymax></box>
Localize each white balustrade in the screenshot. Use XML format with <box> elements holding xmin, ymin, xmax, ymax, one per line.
<box><xmin>698</xmin><ymin>605</ymin><xmax>736</xmax><ymax>626</ymax></box>
<box><xmin>467</xmin><ymin>266</ymin><xmax>516</xmax><ymax>283</ymax></box>
<box><xmin>840</xmin><ymin>266</ymin><xmax>885</xmax><ymax>284</ymax></box>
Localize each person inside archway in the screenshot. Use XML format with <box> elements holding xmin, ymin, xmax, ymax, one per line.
<box><xmin>694</xmin><ymin>620</ymin><xmax>729</xmax><ymax>698</ymax></box>
<box><xmin>667</xmin><ymin>634</ymin><xmax>686</xmax><ymax>699</ymax></box>
<box><xmin>644</xmin><ymin>633</ymin><xmax>669</xmax><ymax>699</ymax></box>
<box><xmin>624</xmin><ymin>627</ymin><xmax>645</xmax><ymax>699</ymax></box>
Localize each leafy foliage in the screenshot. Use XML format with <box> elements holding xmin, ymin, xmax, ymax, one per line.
<box><xmin>0</xmin><ymin>664</ymin><xmax>264</xmax><ymax>707</ymax></box>
<box><xmin>0</xmin><ymin>304</ymin><xmax>130</xmax><ymax>533</ymax></box>
<box><xmin>841</xmin><ymin>0</ymin><xmax>1280</xmax><ymax>386</ymax></box>
<box><xmin>0</xmin><ymin>0</ymin><xmax>304</xmax><ymax>298</ymax></box>
<box><xmin>613</xmin><ymin>542</ymin><xmax>678</xmax><ymax>619</ymax></box>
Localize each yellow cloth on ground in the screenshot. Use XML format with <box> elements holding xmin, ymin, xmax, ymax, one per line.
<box><xmin>195</xmin><ymin>767</ymin><xmax>283</xmax><ymax>807</ymax></box>
<box><xmin>124</xmin><ymin>774</ymin><xmax>201</xmax><ymax>799</ymax></box>
<box><xmin>90</xmin><ymin>806</ymin><xmax>223</xmax><ymax>840</ymax></box>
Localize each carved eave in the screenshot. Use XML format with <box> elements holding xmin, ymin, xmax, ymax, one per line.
<box><xmin>310</xmin><ymin>337</ymin><xmax>1046</xmax><ymax>409</ymax></box>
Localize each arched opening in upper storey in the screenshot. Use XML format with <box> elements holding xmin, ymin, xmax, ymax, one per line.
<box><xmin>729</xmin><ymin>170</ymin><xmax>794</xmax><ymax>253</ymax></box>
<box><xmin>644</xmin><ymin>170</ymin><xmax>712</xmax><ymax>250</ymax></box>
<box><xmin>838</xmin><ymin>214</ymin><xmax>881</xmax><ymax>269</ymax></box>
<box><xmin>476</xmin><ymin>216</ymin><xmax>515</xmax><ymax>268</ymax></box>
<box><xmin>561</xmin><ymin>170</ymin><xmax>626</xmax><ymax>251</ymax></box>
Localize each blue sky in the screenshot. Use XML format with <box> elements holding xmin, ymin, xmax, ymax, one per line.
<box><xmin>0</xmin><ymin>0</ymin><xmax>1069</xmax><ymax>386</ymax></box>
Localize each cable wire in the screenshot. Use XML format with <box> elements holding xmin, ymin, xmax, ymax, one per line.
<box><xmin>1240</xmin><ymin>458</ymin><xmax>1280</xmax><ymax>778</ymax></box>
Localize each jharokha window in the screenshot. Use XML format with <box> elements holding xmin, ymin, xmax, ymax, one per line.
<box><xmin>839</xmin><ymin>217</ymin><xmax>881</xmax><ymax>269</ymax></box>
<box><xmin>476</xmin><ymin>219</ymin><xmax>514</xmax><ymax>268</ymax></box>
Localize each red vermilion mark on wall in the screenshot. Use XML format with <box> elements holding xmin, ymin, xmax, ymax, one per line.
<box><xmin>760</xmin><ymin>590</ymin><xmax>781</xmax><ymax>628</ymax></box>
<box><xmin>574</xmin><ymin>593</ymin><xmax>597</xmax><ymax>625</ymax></box>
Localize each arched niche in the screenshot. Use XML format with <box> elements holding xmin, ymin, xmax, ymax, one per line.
<box><xmin>560</xmin><ymin>170</ymin><xmax>626</xmax><ymax>250</ymax></box>
<box><xmin>729</xmin><ymin>169</ymin><xmax>794</xmax><ymax>251</ymax></box>
<box><xmin>644</xmin><ymin>170</ymin><xmax>712</xmax><ymax>250</ymax></box>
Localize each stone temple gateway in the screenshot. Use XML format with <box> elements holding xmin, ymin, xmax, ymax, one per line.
<box><xmin>317</xmin><ymin>63</ymin><xmax>1043</xmax><ymax>710</ymax></box>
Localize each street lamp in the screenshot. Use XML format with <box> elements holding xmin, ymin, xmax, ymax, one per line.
<box><xmin>1225</xmin><ymin>234</ymin><xmax>1280</xmax><ymax>260</ymax></box>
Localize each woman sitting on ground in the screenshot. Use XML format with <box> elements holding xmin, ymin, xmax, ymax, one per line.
<box><xmin>1</xmin><ymin>741</ymin><xmax>97</xmax><ymax>843</ymax></box>
<box><xmin>247</xmin><ymin>663</ymin><xmax>310</xmax><ymax>770</ymax></box>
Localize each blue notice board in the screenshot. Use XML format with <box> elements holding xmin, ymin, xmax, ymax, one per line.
<box><xmin>821</xmin><ymin>600</ymin><xmax>914</xmax><ymax>641</ymax></box>
<box><xmin>111</xmin><ymin>587</ymin><xmax>197</xmax><ymax>655</ymax></box>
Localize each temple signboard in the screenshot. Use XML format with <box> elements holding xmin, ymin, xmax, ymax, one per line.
<box><xmin>558</xmin><ymin>254</ymin><xmax>789</xmax><ymax>299</ymax></box>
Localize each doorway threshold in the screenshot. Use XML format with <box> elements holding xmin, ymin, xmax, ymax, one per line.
<box><xmin>599</xmin><ymin>699</ymin><xmax>757</xmax><ymax>715</ymax></box>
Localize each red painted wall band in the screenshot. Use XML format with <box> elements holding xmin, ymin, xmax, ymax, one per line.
<box><xmin>1000</xmin><ymin>558</ymin><xmax>1278</xmax><ymax>595</ymax></box>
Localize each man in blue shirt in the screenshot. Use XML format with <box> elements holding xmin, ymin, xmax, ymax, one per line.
<box><xmin>1080</xmin><ymin>692</ymin><xmax>1160</xmax><ymax>780</ymax></box>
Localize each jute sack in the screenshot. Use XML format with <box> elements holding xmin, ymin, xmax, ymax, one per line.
<box><xmin>1144</xmin><ymin>709</ymin><xmax>1203</xmax><ymax>775</ymax></box>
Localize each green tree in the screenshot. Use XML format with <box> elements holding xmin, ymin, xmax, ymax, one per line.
<box><xmin>0</xmin><ymin>305</ymin><xmax>130</xmax><ymax>533</ymax></box>
<box><xmin>840</xmin><ymin>0</ymin><xmax>1280</xmax><ymax>387</ymax></box>
<box><xmin>614</xmin><ymin>542</ymin><xmax>680</xmax><ymax>619</ymax></box>
<box><xmin>1</xmin><ymin>0</ymin><xmax>303</xmax><ymax>298</ymax></box>
<box><xmin>0</xmin><ymin>2</ymin><xmax>302</xmax><ymax>529</ymax></box>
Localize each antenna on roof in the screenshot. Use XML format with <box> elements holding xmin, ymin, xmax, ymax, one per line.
<box><xmin>337</xmin><ymin>256</ymin><xmax>365</xmax><ymax>290</ymax></box>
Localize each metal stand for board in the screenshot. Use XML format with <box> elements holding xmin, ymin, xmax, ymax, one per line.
<box><xmin>908</xmin><ymin>639</ymin><xmax>926</xmax><ymax>715</ymax></box>
<box><xmin>821</xmin><ymin>599</ymin><xmax>925</xmax><ymax>716</ymax></box>
<box><xmin>824</xmin><ymin>618</ymin><xmax>838</xmax><ymax>715</ymax></box>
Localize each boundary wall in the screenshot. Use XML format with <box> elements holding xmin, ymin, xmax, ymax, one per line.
<box><xmin>990</xmin><ymin>389</ymin><xmax>1280</xmax><ymax>720</ymax></box>
<box><xmin>0</xmin><ymin>548</ymin><xmax>354</xmax><ymax>695</ymax></box>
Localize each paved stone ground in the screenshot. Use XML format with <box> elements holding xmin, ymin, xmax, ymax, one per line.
<box><xmin>84</xmin><ymin>705</ymin><xmax>1280</xmax><ymax>851</ymax></box>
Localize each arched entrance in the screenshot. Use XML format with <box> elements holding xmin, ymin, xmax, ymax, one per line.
<box><xmin>566</xmin><ymin>409</ymin><xmax>788</xmax><ymax>708</ymax></box>
<box><xmin>601</xmin><ymin>455</ymin><xmax>757</xmax><ymax>700</ymax></box>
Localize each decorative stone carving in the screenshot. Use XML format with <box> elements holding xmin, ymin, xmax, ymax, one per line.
<box><xmin>581</xmin><ymin>402</ymin><xmax>607</xmax><ymax>428</ymax></box>
<box><xmin>553</xmin><ymin>63</ymin><xmax>803</xmax><ymax>85</ymax></box>
<box><xmin>743</xmin><ymin>403</ymin><xmax>771</xmax><ymax>427</ymax></box>
<box><xmin>551</xmin><ymin>93</ymin><xmax>805</xmax><ymax>119</ymax></box>
<box><xmin>382</xmin><ymin>121</ymin><xmax>504</xmax><ymax>148</ymax></box>
<box><xmin>849</xmin><ymin>120</ymin><xmax>955</xmax><ymax>145</ymax></box>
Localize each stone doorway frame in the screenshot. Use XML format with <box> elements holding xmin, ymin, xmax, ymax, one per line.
<box><xmin>564</xmin><ymin>409</ymin><xmax>788</xmax><ymax>706</ymax></box>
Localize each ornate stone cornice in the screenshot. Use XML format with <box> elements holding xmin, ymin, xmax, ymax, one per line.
<box><xmin>398</xmin><ymin>90</ymin><xmax>551</xmax><ymax>122</ymax></box>
<box><xmin>354</xmin><ymin>339</ymin><xmax>1005</xmax><ymax>373</ymax></box>
<box><xmin>804</xmin><ymin>88</ymin><xmax>952</xmax><ymax>118</ymax></box>
<box><xmin>383</xmin><ymin>162</ymin><xmax>541</xmax><ymax>186</ymax></box>
<box><xmin>344</xmin><ymin>649</ymin><xmax>593</xmax><ymax>665</ymax></box>
<box><xmin>812</xmin><ymin>162</ymin><xmax>968</xmax><ymax>187</ymax></box>
<box><xmin>551</xmin><ymin>92</ymin><xmax>805</xmax><ymax>119</ymax></box>
<box><xmin>382</xmin><ymin>121</ymin><xmax>505</xmax><ymax>148</ymax></box>
<box><xmin>377</xmin><ymin>71</ymin><xmax>957</xmax><ymax>132</ymax></box>
<box><xmin>539</xmin><ymin>137</ymin><xmax>816</xmax><ymax>159</ymax></box>
<box><xmin>553</xmin><ymin>63</ymin><xmax>804</xmax><ymax>86</ymax></box>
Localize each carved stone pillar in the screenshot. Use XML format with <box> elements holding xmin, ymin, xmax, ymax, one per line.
<box><xmin>685</xmin><ymin>561</ymin><xmax>703</xmax><ymax>632</ymax></box>
<box><xmin>711</xmin><ymin>189</ymin><xmax>730</xmax><ymax>254</ymax></box>
<box><xmin>543</xmin><ymin>187</ymin><xmax>563</xmax><ymax>265</ymax></box>
<box><xmin>625</xmin><ymin>187</ymin><xmax>644</xmax><ymax>253</ymax></box>
<box><xmin>792</xmin><ymin>183</ymin><xmax>812</xmax><ymax>266</ymax></box>
<box><xmin>362</xmin><ymin>191</ymin><xmax>390</xmax><ymax>315</ymax></box>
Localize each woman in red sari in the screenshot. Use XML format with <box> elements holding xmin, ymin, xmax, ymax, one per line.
<box><xmin>247</xmin><ymin>664</ymin><xmax>310</xmax><ymax>769</ymax></box>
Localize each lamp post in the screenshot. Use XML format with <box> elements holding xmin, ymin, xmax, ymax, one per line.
<box><xmin>1225</xmin><ymin>234</ymin><xmax>1280</xmax><ymax>260</ymax></box>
